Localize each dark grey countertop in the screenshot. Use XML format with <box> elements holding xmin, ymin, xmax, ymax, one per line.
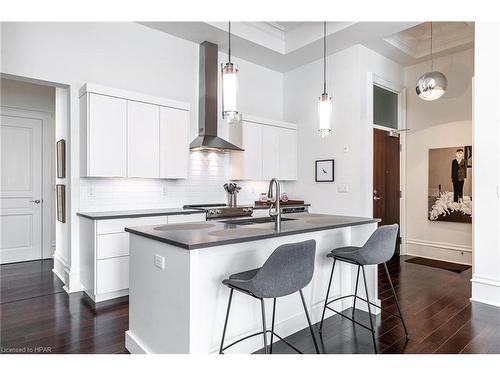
<box><xmin>77</xmin><ymin>208</ymin><xmax>203</xmax><ymax>220</ymax></box>
<box><xmin>125</xmin><ymin>213</ymin><xmax>380</xmax><ymax>250</ymax></box>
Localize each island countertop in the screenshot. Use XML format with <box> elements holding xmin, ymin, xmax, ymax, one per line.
<box><xmin>76</xmin><ymin>207</ymin><xmax>203</xmax><ymax>220</ymax></box>
<box><xmin>124</xmin><ymin>213</ymin><xmax>380</xmax><ymax>250</ymax></box>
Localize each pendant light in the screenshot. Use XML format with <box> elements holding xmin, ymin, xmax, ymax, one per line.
<box><xmin>416</xmin><ymin>22</ymin><xmax>448</xmax><ymax>101</ymax></box>
<box><xmin>318</xmin><ymin>22</ymin><xmax>333</xmax><ymax>138</ymax></box>
<box><xmin>222</xmin><ymin>21</ymin><xmax>239</xmax><ymax>119</ymax></box>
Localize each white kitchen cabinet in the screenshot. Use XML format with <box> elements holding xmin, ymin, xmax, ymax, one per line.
<box><xmin>79</xmin><ymin>212</ymin><xmax>206</xmax><ymax>302</ymax></box>
<box><xmin>127</xmin><ymin>101</ymin><xmax>160</xmax><ymax>178</ymax></box>
<box><xmin>229</xmin><ymin>121</ymin><xmax>263</xmax><ymax>180</ymax></box>
<box><xmin>229</xmin><ymin>115</ymin><xmax>297</xmax><ymax>181</ymax></box>
<box><xmin>262</xmin><ymin>126</ymin><xmax>280</xmax><ymax>180</ymax></box>
<box><xmin>82</xmin><ymin>93</ymin><xmax>127</xmax><ymax>177</ymax></box>
<box><xmin>278</xmin><ymin>127</ymin><xmax>298</xmax><ymax>180</ymax></box>
<box><xmin>160</xmin><ymin>106</ymin><xmax>189</xmax><ymax>179</ymax></box>
<box><xmin>80</xmin><ymin>83</ymin><xmax>190</xmax><ymax>179</ymax></box>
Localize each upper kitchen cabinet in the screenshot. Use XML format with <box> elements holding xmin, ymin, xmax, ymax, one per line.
<box><xmin>229</xmin><ymin>115</ymin><xmax>298</xmax><ymax>181</ymax></box>
<box><xmin>127</xmin><ymin>101</ymin><xmax>160</xmax><ymax>178</ymax></box>
<box><xmin>81</xmin><ymin>93</ymin><xmax>127</xmax><ymax>177</ymax></box>
<box><xmin>229</xmin><ymin>121</ymin><xmax>263</xmax><ymax>180</ymax></box>
<box><xmin>80</xmin><ymin>84</ymin><xmax>190</xmax><ymax>179</ymax></box>
<box><xmin>159</xmin><ymin>106</ymin><xmax>189</xmax><ymax>179</ymax></box>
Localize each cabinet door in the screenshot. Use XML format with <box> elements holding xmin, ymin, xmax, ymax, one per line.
<box><xmin>262</xmin><ymin>126</ymin><xmax>280</xmax><ymax>180</ymax></box>
<box><xmin>279</xmin><ymin>128</ymin><xmax>298</xmax><ymax>180</ymax></box>
<box><xmin>236</xmin><ymin>122</ymin><xmax>263</xmax><ymax>180</ymax></box>
<box><xmin>88</xmin><ymin>93</ymin><xmax>127</xmax><ymax>177</ymax></box>
<box><xmin>127</xmin><ymin>101</ymin><xmax>160</xmax><ymax>178</ymax></box>
<box><xmin>159</xmin><ymin>106</ymin><xmax>189</xmax><ymax>179</ymax></box>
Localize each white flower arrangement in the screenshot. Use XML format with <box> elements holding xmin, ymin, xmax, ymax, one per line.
<box><xmin>429</xmin><ymin>191</ymin><xmax>472</xmax><ymax>221</ymax></box>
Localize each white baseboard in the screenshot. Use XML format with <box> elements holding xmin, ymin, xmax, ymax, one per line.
<box><xmin>471</xmin><ymin>274</ymin><xmax>500</xmax><ymax>307</ymax></box>
<box><xmin>405</xmin><ymin>239</ymin><xmax>472</xmax><ymax>265</ymax></box>
<box><xmin>125</xmin><ymin>331</ymin><xmax>149</xmax><ymax>354</ymax></box>
<box><xmin>52</xmin><ymin>254</ymin><xmax>84</xmax><ymax>293</ymax></box>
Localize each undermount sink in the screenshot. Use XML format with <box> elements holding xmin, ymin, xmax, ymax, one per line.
<box><xmin>208</xmin><ymin>228</ymin><xmax>272</xmax><ymax>237</ymax></box>
<box><xmin>154</xmin><ymin>223</ymin><xmax>215</xmax><ymax>231</ymax></box>
<box><xmin>219</xmin><ymin>217</ymin><xmax>297</xmax><ymax>226</ymax></box>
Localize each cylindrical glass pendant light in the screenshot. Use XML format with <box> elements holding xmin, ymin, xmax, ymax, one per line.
<box><xmin>416</xmin><ymin>22</ymin><xmax>448</xmax><ymax>101</ymax></box>
<box><xmin>222</xmin><ymin>21</ymin><xmax>239</xmax><ymax>119</ymax></box>
<box><xmin>318</xmin><ymin>22</ymin><xmax>333</xmax><ymax>138</ymax></box>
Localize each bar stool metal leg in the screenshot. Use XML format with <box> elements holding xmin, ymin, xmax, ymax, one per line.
<box><xmin>299</xmin><ymin>289</ymin><xmax>320</xmax><ymax>354</ymax></box>
<box><xmin>319</xmin><ymin>258</ymin><xmax>336</xmax><ymax>333</ymax></box>
<box><xmin>383</xmin><ymin>262</ymin><xmax>409</xmax><ymax>340</ymax></box>
<box><xmin>361</xmin><ymin>266</ymin><xmax>378</xmax><ymax>354</ymax></box>
<box><xmin>352</xmin><ymin>265</ymin><xmax>361</xmax><ymax>318</ymax></box>
<box><xmin>260</xmin><ymin>298</ymin><xmax>268</xmax><ymax>354</ymax></box>
<box><xmin>219</xmin><ymin>288</ymin><xmax>234</xmax><ymax>354</ymax></box>
<box><xmin>270</xmin><ymin>298</ymin><xmax>276</xmax><ymax>354</ymax></box>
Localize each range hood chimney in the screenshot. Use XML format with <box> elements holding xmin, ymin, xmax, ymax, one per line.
<box><xmin>190</xmin><ymin>41</ymin><xmax>243</xmax><ymax>152</ymax></box>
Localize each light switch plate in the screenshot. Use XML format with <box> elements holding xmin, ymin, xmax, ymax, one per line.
<box><xmin>154</xmin><ymin>254</ymin><xmax>165</xmax><ymax>270</ymax></box>
<box><xmin>337</xmin><ymin>184</ymin><xmax>349</xmax><ymax>193</ymax></box>
<box><xmin>343</xmin><ymin>145</ymin><xmax>349</xmax><ymax>153</ymax></box>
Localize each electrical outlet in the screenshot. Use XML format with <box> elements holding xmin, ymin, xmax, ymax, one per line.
<box><xmin>162</xmin><ymin>186</ymin><xmax>168</xmax><ymax>196</ymax></box>
<box><xmin>89</xmin><ymin>187</ymin><xmax>94</xmax><ymax>197</ymax></box>
<box><xmin>497</xmin><ymin>184</ymin><xmax>500</xmax><ymax>198</ymax></box>
<box><xmin>154</xmin><ymin>254</ymin><xmax>165</xmax><ymax>270</ymax></box>
<box><xmin>337</xmin><ymin>184</ymin><xmax>349</xmax><ymax>193</ymax></box>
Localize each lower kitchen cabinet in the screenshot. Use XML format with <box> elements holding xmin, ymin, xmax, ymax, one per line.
<box><xmin>79</xmin><ymin>213</ymin><xmax>205</xmax><ymax>302</ymax></box>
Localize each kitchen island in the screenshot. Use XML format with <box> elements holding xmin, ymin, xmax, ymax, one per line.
<box><xmin>124</xmin><ymin>213</ymin><xmax>380</xmax><ymax>354</ymax></box>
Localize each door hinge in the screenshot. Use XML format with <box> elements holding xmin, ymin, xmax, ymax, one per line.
<box><xmin>399</xmin><ymin>144</ymin><xmax>402</xmax><ymax>152</ymax></box>
<box><xmin>399</xmin><ymin>190</ymin><xmax>402</xmax><ymax>198</ymax></box>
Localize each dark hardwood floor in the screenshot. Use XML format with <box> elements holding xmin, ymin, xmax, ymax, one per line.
<box><xmin>1</xmin><ymin>256</ymin><xmax>499</xmax><ymax>354</ymax></box>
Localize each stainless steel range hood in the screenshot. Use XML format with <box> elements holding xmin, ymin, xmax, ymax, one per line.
<box><xmin>190</xmin><ymin>41</ymin><xmax>243</xmax><ymax>152</ymax></box>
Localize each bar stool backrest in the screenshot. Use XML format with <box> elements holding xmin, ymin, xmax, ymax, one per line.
<box><xmin>251</xmin><ymin>239</ymin><xmax>316</xmax><ymax>298</ymax></box>
<box><xmin>358</xmin><ymin>224</ymin><xmax>399</xmax><ymax>265</ymax></box>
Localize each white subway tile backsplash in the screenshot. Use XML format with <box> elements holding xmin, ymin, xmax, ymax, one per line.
<box><xmin>80</xmin><ymin>152</ymin><xmax>282</xmax><ymax>212</ymax></box>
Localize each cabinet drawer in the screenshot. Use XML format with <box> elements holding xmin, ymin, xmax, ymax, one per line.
<box><xmin>97</xmin><ymin>233</ymin><xmax>129</xmax><ymax>259</ymax></box>
<box><xmin>96</xmin><ymin>256</ymin><xmax>129</xmax><ymax>294</ymax></box>
<box><xmin>167</xmin><ymin>213</ymin><xmax>206</xmax><ymax>224</ymax></box>
<box><xmin>97</xmin><ymin>216</ymin><xmax>168</xmax><ymax>234</ymax></box>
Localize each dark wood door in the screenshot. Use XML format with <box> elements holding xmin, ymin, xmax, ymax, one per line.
<box><xmin>373</xmin><ymin>128</ymin><xmax>400</xmax><ymax>253</ymax></box>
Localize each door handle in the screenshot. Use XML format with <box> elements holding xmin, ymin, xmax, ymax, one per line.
<box><xmin>373</xmin><ymin>196</ymin><xmax>381</xmax><ymax>201</ymax></box>
<box><xmin>30</xmin><ymin>200</ymin><xmax>41</xmax><ymax>204</ymax></box>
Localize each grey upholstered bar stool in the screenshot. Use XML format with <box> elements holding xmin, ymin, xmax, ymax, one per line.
<box><xmin>219</xmin><ymin>239</ymin><xmax>320</xmax><ymax>354</ymax></box>
<box><xmin>318</xmin><ymin>224</ymin><xmax>409</xmax><ymax>354</ymax></box>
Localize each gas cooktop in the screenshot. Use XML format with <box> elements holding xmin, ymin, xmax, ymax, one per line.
<box><xmin>183</xmin><ymin>204</ymin><xmax>253</xmax><ymax>220</ymax></box>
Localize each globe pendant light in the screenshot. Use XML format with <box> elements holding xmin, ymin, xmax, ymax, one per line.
<box><xmin>416</xmin><ymin>22</ymin><xmax>448</xmax><ymax>101</ymax></box>
<box><xmin>222</xmin><ymin>21</ymin><xmax>239</xmax><ymax>119</ymax></box>
<box><xmin>318</xmin><ymin>22</ymin><xmax>333</xmax><ymax>138</ymax></box>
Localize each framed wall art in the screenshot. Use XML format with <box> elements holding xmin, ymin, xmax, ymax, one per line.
<box><xmin>315</xmin><ymin>159</ymin><xmax>334</xmax><ymax>182</ymax></box>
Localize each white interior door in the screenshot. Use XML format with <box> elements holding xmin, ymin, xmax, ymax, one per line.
<box><xmin>0</xmin><ymin>113</ymin><xmax>43</xmax><ymax>264</ymax></box>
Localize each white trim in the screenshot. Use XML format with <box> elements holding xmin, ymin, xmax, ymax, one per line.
<box><xmin>470</xmin><ymin>274</ymin><xmax>500</xmax><ymax>308</ymax></box>
<box><xmin>241</xmin><ymin>114</ymin><xmax>297</xmax><ymax>130</ymax></box>
<box><xmin>471</xmin><ymin>274</ymin><xmax>500</xmax><ymax>287</ymax></box>
<box><xmin>125</xmin><ymin>331</ymin><xmax>150</xmax><ymax>354</ymax></box>
<box><xmin>0</xmin><ymin>106</ymin><xmax>53</xmax><ymax>261</ymax></box>
<box><xmin>405</xmin><ymin>238</ymin><xmax>473</xmax><ymax>253</ymax></box>
<box><xmin>79</xmin><ymin>83</ymin><xmax>190</xmax><ymax>111</ymax></box>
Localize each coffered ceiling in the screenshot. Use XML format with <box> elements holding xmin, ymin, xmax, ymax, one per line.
<box><xmin>139</xmin><ymin>21</ymin><xmax>474</xmax><ymax>72</ymax></box>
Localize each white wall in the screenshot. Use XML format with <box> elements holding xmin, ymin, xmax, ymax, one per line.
<box><xmin>471</xmin><ymin>22</ymin><xmax>500</xmax><ymax>307</ymax></box>
<box><xmin>403</xmin><ymin>49</ymin><xmax>474</xmax><ymax>264</ymax></box>
<box><xmin>283</xmin><ymin>45</ymin><xmax>403</xmax><ymax>217</ymax></box>
<box><xmin>0</xmin><ymin>22</ymin><xmax>284</xmax><ymax>291</ymax></box>
<box><xmin>0</xmin><ymin>78</ymin><xmax>56</xmax><ymax>257</ymax></box>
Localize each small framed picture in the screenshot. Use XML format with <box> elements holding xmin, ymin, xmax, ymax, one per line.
<box><xmin>56</xmin><ymin>139</ymin><xmax>66</xmax><ymax>178</ymax></box>
<box><xmin>56</xmin><ymin>184</ymin><xmax>66</xmax><ymax>223</ymax></box>
<box><xmin>315</xmin><ymin>159</ymin><xmax>334</xmax><ymax>182</ymax></box>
